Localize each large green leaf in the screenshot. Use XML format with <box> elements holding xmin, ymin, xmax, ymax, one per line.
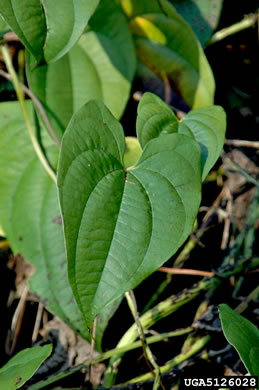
<box><xmin>26</xmin><ymin>0</ymin><xmax>136</xmax><ymax>138</ymax></box>
<box><xmin>172</xmin><ymin>0</ymin><xmax>223</xmax><ymax>47</ymax></box>
<box><xmin>57</xmin><ymin>100</ymin><xmax>202</xmax><ymax>328</ymax></box>
<box><xmin>0</xmin><ymin>101</ymin><xmax>119</xmax><ymax>349</ymax></box>
<box><xmin>120</xmin><ymin>0</ymin><xmax>215</xmax><ymax>108</ymax></box>
<box><xmin>0</xmin><ymin>345</ymin><xmax>52</xmax><ymax>389</ymax></box>
<box><xmin>136</xmin><ymin>92</ymin><xmax>226</xmax><ymax>179</ymax></box>
<box><xmin>0</xmin><ymin>0</ymin><xmax>99</xmax><ymax>64</ymax></box>
<box><xmin>219</xmin><ymin>304</ymin><xmax>259</xmax><ymax>377</ymax></box>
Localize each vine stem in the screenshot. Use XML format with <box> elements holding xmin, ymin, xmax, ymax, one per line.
<box><xmin>26</xmin><ymin>327</ymin><xmax>193</xmax><ymax>390</ymax></box>
<box><xmin>123</xmin><ymin>335</ymin><xmax>211</xmax><ymax>385</ymax></box>
<box><xmin>0</xmin><ymin>69</ymin><xmax>60</xmax><ymax>149</ymax></box>
<box><xmin>89</xmin><ymin>315</ymin><xmax>98</xmax><ymax>384</ymax></box>
<box><xmin>225</xmin><ymin>139</ymin><xmax>259</xmax><ymax>149</ymax></box>
<box><xmin>158</xmin><ymin>267</ymin><xmax>214</xmax><ymax>277</ymax></box>
<box><xmin>207</xmin><ymin>13</ymin><xmax>258</xmax><ymax>46</ymax></box>
<box><xmin>125</xmin><ymin>291</ymin><xmax>162</xmax><ymax>390</ymax></box>
<box><xmin>0</xmin><ymin>45</ymin><xmax>57</xmax><ymax>182</ymax></box>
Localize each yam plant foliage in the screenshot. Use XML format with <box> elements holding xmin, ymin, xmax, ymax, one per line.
<box><xmin>0</xmin><ymin>345</ymin><xmax>52</xmax><ymax>390</ymax></box>
<box><xmin>219</xmin><ymin>305</ymin><xmax>259</xmax><ymax>379</ymax></box>
<box><xmin>0</xmin><ymin>0</ymin><xmax>236</xmax><ymax>385</ymax></box>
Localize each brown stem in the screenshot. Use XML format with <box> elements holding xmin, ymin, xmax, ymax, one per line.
<box><xmin>225</xmin><ymin>139</ymin><xmax>259</xmax><ymax>149</ymax></box>
<box><xmin>158</xmin><ymin>267</ymin><xmax>214</xmax><ymax>277</ymax></box>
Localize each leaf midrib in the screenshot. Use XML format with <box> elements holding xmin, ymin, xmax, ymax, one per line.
<box><xmin>91</xmin><ymin>171</ymin><xmax>153</xmax><ymax>311</ymax></box>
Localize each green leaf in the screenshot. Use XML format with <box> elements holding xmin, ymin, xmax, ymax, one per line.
<box><xmin>0</xmin><ymin>345</ymin><xmax>52</xmax><ymax>389</ymax></box>
<box><xmin>136</xmin><ymin>92</ymin><xmax>226</xmax><ymax>180</ymax></box>
<box><xmin>124</xmin><ymin>136</ymin><xmax>142</xmax><ymax>168</ymax></box>
<box><xmin>136</xmin><ymin>92</ymin><xmax>178</xmax><ymax>148</ymax></box>
<box><xmin>0</xmin><ymin>14</ymin><xmax>9</xmax><ymax>35</ymax></box>
<box><xmin>178</xmin><ymin>105</ymin><xmax>226</xmax><ymax>179</ymax></box>
<box><xmin>0</xmin><ymin>101</ymin><xmax>119</xmax><ymax>349</ymax></box>
<box><xmin>88</xmin><ymin>0</ymin><xmax>136</xmax><ymax>84</ymax></box>
<box><xmin>0</xmin><ymin>0</ymin><xmax>99</xmax><ymax>64</ymax></box>
<box><xmin>0</xmin><ymin>0</ymin><xmax>46</xmax><ymax>65</ymax></box>
<box><xmin>219</xmin><ymin>304</ymin><xmax>259</xmax><ymax>377</ymax></box>
<box><xmin>172</xmin><ymin>0</ymin><xmax>223</xmax><ymax>47</ymax></box>
<box><xmin>26</xmin><ymin>0</ymin><xmax>136</xmax><ymax>137</ymax></box>
<box><xmin>57</xmin><ymin>100</ymin><xmax>202</xmax><ymax>328</ymax></box>
<box><xmin>41</xmin><ymin>0</ymin><xmax>99</xmax><ymax>63</ymax></box>
<box><xmin>86</xmin><ymin>0</ymin><xmax>136</xmax><ymax>117</ymax></box>
<box><xmin>120</xmin><ymin>0</ymin><xmax>215</xmax><ymax>108</ymax></box>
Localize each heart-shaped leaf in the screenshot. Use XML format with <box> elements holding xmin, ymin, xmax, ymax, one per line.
<box><xmin>0</xmin><ymin>345</ymin><xmax>52</xmax><ymax>389</ymax></box>
<box><xmin>172</xmin><ymin>0</ymin><xmax>223</xmax><ymax>47</ymax></box>
<box><xmin>137</xmin><ymin>92</ymin><xmax>226</xmax><ymax>179</ymax></box>
<box><xmin>57</xmin><ymin>99</ymin><xmax>202</xmax><ymax>328</ymax></box>
<box><xmin>26</xmin><ymin>0</ymin><xmax>136</xmax><ymax>139</ymax></box>
<box><xmin>0</xmin><ymin>0</ymin><xmax>99</xmax><ymax>64</ymax></box>
<box><xmin>219</xmin><ymin>304</ymin><xmax>259</xmax><ymax>377</ymax></box>
<box><xmin>0</xmin><ymin>101</ymin><xmax>119</xmax><ymax>349</ymax></box>
<box><xmin>119</xmin><ymin>0</ymin><xmax>215</xmax><ymax>108</ymax></box>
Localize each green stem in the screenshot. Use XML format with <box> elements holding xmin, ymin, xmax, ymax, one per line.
<box><xmin>123</xmin><ymin>335</ymin><xmax>211</xmax><ymax>385</ymax></box>
<box><xmin>95</xmin><ymin>327</ymin><xmax>193</xmax><ymax>363</ymax></box>
<box><xmin>235</xmin><ymin>285</ymin><xmax>259</xmax><ymax>314</ymax></box>
<box><xmin>27</xmin><ymin>327</ymin><xmax>193</xmax><ymax>390</ymax></box>
<box><xmin>141</xmin><ymin>274</ymin><xmax>172</xmax><ymax>314</ymax></box>
<box><xmin>26</xmin><ymin>365</ymin><xmax>85</xmax><ymax>390</ymax></box>
<box><xmin>105</xmin><ymin>255</ymin><xmax>259</xmax><ymax>386</ymax></box>
<box><xmin>207</xmin><ymin>13</ymin><xmax>258</xmax><ymax>46</ymax></box>
<box><xmin>125</xmin><ymin>291</ymin><xmax>161</xmax><ymax>390</ymax></box>
<box><xmin>117</xmin><ymin>280</ymin><xmax>214</xmax><ymax>351</ymax></box>
<box><xmin>0</xmin><ymin>69</ymin><xmax>60</xmax><ymax>149</ymax></box>
<box><xmin>0</xmin><ymin>45</ymin><xmax>56</xmax><ymax>182</ymax></box>
<box><xmin>104</xmin><ymin>279</ymin><xmax>213</xmax><ymax>386</ymax></box>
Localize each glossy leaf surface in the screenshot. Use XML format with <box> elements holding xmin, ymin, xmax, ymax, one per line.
<box><xmin>57</xmin><ymin>100</ymin><xmax>202</xmax><ymax>328</ymax></box>
<box><xmin>0</xmin><ymin>345</ymin><xmax>52</xmax><ymax>389</ymax></box>
<box><xmin>219</xmin><ymin>304</ymin><xmax>259</xmax><ymax>377</ymax></box>
<box><xmin>120</xmin><ymin>0</ymin><xmax>215</xmax><ymax>108</ymax></box>
<box><xmin>0</xmin><ymin>0</ymin><xmax>99</xmax><ymax>64</ymax></box>
<box><xmin>0</xmin><ymin>101</ymin><xmax>119</xmax><ymax>349</ymax></box>
<box><xmin>137</xmin><ymin>92</ymin><xmax>226</xmax><ymax>179</ymax></box>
